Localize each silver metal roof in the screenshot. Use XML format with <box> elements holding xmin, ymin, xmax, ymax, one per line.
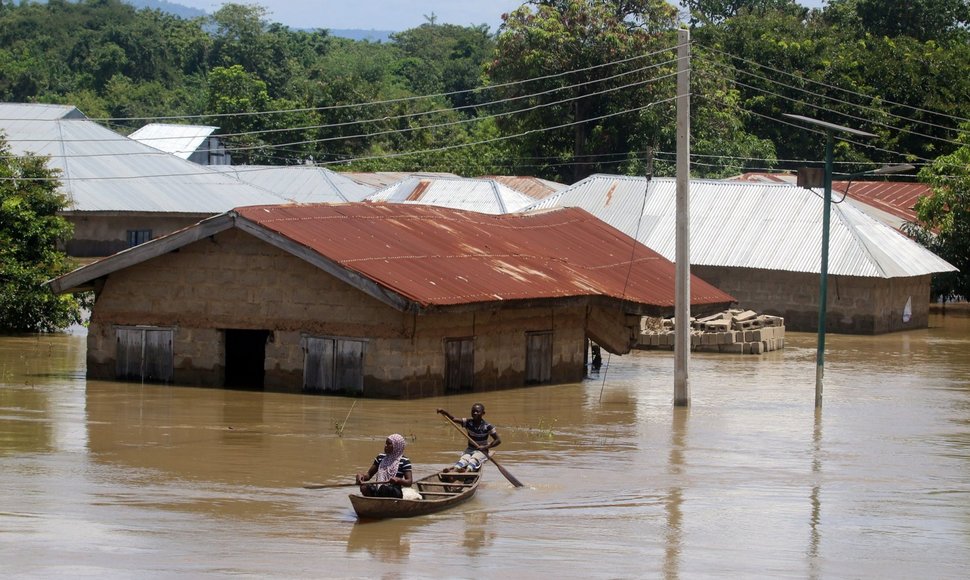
<box><xmin>127</xmin><ymin>123</ymin><xmax>218</xmax><ymax>159</ymax></box>
<box><xmin>212</xmin><ymin>165</ymin><xmax>376</xmax><ymax>203</ymax></box>
<box><xmin>524</xmin><ymin>174</ymin><xmax>956</xmax><ymax>279</ymax></box>
<box><xmin>341</xmin><ymin>171</ymin><xmax>458</xmax><ymax>188</ymax></box>
<box><xmin>366</xmin><ymin>176</ymin><xmax>538</xmax><ymax>214</ymax></box>
<box><xmin>1</xmin><ymin>103</ymin><xmax>292</xmax><ymax>213</ymax></box>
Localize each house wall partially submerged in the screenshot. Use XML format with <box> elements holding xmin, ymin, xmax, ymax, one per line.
<box><xmin>64</xmin><ymin>213</ymin><xmax>207</xmax><ymax>257</ymax></box>
<box><xmin>693</xmin><ymin>266</ymin><xmax>930</xmax><ymax>334</ymax></box>
<box><xmin>85</xmin><ymin>229</ymin><xmax>589</xmax><ymax>397</ymax></box>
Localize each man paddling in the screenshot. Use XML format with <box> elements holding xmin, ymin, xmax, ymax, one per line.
<box><xmin>436</xmin><ymin>403</ymin><xmax>501</xmax><ymax>472</ymax></box>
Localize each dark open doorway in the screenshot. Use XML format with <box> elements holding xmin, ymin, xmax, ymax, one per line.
<box><xmin>224</xmin><ymin>329</ymin><xmax>269</xmax><ymax>389</ymax></box>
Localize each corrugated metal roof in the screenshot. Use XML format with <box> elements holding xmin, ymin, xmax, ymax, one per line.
<box><xmin>832</xmin><ymin>180</ymin><xmax>926</xmax><ymax>225</ymax></box>
<box><xmin>212</xmin><ymin>165</ymin><xmax>375</xmax><ymax>203</ymax></box>
<box><xmin>0</xmin><ymin>103</ymin><xmax>292</xmax><ymax>213</ymax></box>
<box><xmin>366</xmin><ymin>176</ymin><xmax>538</xmax><ymax>214</ymax></box>
<box><xmin>482</xmin><ymin>175</ymin><xmax>568</xmax><ymax>199</ymax></box>
<box><xmin>525</xmin><ymin>174</ymin><xmax>956</xmax><ymax>279</ymax></box>
<box><xmin>233</xmin><ymin>203</ymin><xmax>735</xmax><ymax>310</ymax></box>
<box><xmin>731</xmin><ymin>174</ymin><xmax>927</xmax><ymax>231</ymax></box>
<box><xmin>729</xmin><ymin>172</ymin><xmax>798</xmax><ymax>184</ymax></box>
<box><xmin>127</xmin><ymin>123</ymin><xmax>218</xmax><ymax>159</ymax></box>
<box><xmin>340</xmin><ymin>171</ymin><xmax>458</xmax><ymax>188</ymax></box>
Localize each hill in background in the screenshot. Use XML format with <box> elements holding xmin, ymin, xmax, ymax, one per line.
<box><xmin>126</xmin><ymin>0</ymin><xmax>394</xmax><ymax>41</ymax></box>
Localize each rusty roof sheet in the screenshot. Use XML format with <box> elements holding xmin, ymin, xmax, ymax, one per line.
<box><xmin>482</xmin><ymin>175</ymin><xmax>568</xmax><ymax>199</ymax></box>
<box><xmin>339</xmin><ymin>171</ymin><xmax>458</xmax><ymax>188</ymax></box>
<box><xmin>832</xmin><ymin>180</ymin><xmax>927</xmax><ymax>225</ymax></box>
<box><xmin>234</xmin><ymin>203</ymin><xmax>734</xmax><ymax>310</ymax></box>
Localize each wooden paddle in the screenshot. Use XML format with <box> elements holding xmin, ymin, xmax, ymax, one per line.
<box><xmin>440</xmin><ymin>414</ymin><xmax>524</xmax><ymax>488</ymax></box>
<box><xmin>303</xmin><ymin>482</ymin><xmax>358</xmax><ymax>489</ymax></box>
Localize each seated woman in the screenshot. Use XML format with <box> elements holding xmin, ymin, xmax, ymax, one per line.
<box><xmin>356</xmin><ymin>433</ymin><xmax>413</xmax><ymax>498</ymax></box>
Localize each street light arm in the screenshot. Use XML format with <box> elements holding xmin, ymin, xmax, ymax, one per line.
<box><xmin>831</xmin><ymin>163</ymin><xmax>917</xmax><ymax>204</ymax></box>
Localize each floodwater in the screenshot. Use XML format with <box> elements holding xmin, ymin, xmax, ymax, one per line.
<box><xmin>2</xmin><ymin>313</ymin><xmax>969</xmax><ymax>579</ymax></box>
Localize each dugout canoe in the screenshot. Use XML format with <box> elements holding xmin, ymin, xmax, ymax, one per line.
<box><xmin>349</xmin><ymin>470</ymin><xmax>481</xmax><ymax>520</ymax></box>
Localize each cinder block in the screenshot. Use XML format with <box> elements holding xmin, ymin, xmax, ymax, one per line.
<box><xmin>719</xmin><ymin>343</ymin><xmax>745</xmax><ymax>354</ymax></box>
<box><xmin>734</xmin><ymin>310</ymin><xmax>758</xmax><ymax>321</ymax></box>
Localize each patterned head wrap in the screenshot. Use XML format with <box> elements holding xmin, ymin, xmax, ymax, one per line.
<box><xmin>376</xmin><ymin>433</ymin><xmax>406</xmax><ymax>483</ymax></box>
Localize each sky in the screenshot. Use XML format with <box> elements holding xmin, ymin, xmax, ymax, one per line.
<box><xmin>174</xmin><ymin>1</ymin><xmax>828</xmax><ymax>33</ymax></box>
<box><xmin>177</xmin><ymin>1</ymin><xmax>526</xmax><ymax>32</ymax></box>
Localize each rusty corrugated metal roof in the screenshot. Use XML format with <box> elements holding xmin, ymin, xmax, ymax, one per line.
<box><xmin>483</xmin><ymin>175</ymin><xmax>568</xmax><ymax>199</ymax></box>
<box><xmin>832</xmin><ymin>180</ymin><xmax>927</xmax><ymax>225</ymax></box>
<box><xmin>338</xmin><ymin>171</ymin><xmax>458</xmax><ymax>188</ymax></box>
<box><xmin>234</xmin><ymin>203</ymin><xmax>734</xmax><ymax>310</ymax></box>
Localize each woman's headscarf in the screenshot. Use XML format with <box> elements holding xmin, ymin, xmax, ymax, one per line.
<box><xmin>376</xmin><ymin>433</ymin><xmax>406</xmax><ymax>483</ymax></box>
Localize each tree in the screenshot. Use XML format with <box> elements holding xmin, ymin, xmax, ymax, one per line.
<box><xmin>907</xmin><ymin>122</ymin><xmax>970</xmax><ymax>301</ymax></box>
<box><xmin>0</xmin><ymin>139</ymin><xmax>84</xmax><ymax>332</ymax></box>
<box><xmin>680</xmin><ymin>0</ymin><xmax>802</xmax><ymax>26</ymax></box>
<box><xmin>391</xmin><ymin>23</ymin><xmax>495</xmax><ymax>109</ymax></box>
<box><xmin>825</xmin><ymin>0</ymin><xmax>970</xmax><ymax>42</ymax></box>
<box><xmin>487</xmin><ymin>0</ymin><xmax>680</xmax><ymax>183</ymax></box>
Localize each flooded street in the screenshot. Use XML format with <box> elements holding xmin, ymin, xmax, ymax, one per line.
<box><xmin>2</xmin><ymin>313</ymin><xmax>969</xmax><ymax>579</ymax></box>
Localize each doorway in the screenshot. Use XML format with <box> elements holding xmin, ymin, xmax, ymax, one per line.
<box><xmin>224</xmin><ymin>329</ymin><xmax>269</xmax><ymax>389</ymax></box>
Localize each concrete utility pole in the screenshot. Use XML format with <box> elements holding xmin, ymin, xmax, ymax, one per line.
<box><xmin>674</xmin><ymin>28</ymin><xmax>691</xmax><ymax>407</ymax></box>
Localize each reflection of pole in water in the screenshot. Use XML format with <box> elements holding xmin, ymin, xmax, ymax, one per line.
<box><xmin>809</xmin><ymin>408</ymin><xmax>823</xmax><ymax>580</ymax></box>
<box><xmin>664</xmin><ymin>408</ymin><xmax>688</xmax><ymax>580</ymax></box>
<box><xmin>463</xmin><ymin>511</ymin><xmax>492</xmax><ymax>554</ymax></box>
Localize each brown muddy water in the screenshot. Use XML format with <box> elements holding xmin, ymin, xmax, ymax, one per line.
<box><xmin>2</xmin><ymin>313</ymin><xmax>969</xmax><ymax>579</ymax></box>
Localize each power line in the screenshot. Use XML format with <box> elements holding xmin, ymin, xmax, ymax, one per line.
<box><xmin>699</xmin><ymin>44</ymin><xmax>970</xmax><ymax>127</ymax></box>
<box><xmin>5</xmin><ymin>56</ymin><xmax>681</xmax><ymax>160</ymax></box>
<box><xmin>83</xmin><ymin>44</ymin><xmax>683</xmax><ymax>124</ymax></box>
<box><xmin>699</xmin><ymin>64</ymin><xmax>962</xmax><ymax>146</ymax></box>
<box><xmin>1</xmin><ymin>96</ymin><xmax>680</xmax><ymax>182</ymax></box>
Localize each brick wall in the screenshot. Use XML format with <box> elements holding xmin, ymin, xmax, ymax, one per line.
<box><xmin>87</xmin><ymin>228</ymin><xmax>588</xmax><ymax>396</ymax></box>
<box><xmin>692</xmin><ymin>266</ymin><xmax>931</xmax><ymax>334</ymax></box>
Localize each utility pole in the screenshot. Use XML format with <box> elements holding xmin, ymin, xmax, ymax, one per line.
<box><xmin>783</xmin><ymin>114</ymin><xmax>875</xmax><ymax>409</ymax></box>
<box><xmin>674</xmin><ymin>28</ymin><xmax>691</xmax><ymax>407</ymax></box>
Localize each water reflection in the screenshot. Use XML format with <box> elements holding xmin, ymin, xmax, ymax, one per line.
<box><xmin>663</xmin><ymin>408</ymin><xmax>687</xmax><ymax>580</ymax></box>
<box><xmin>1</xmin><ymin>312</ymin><xmax>969</xmax><ymax>577</ymax></box>
<box><xmin>809</xmin><ymin>408</ymin><xmax>823</xmax><ymax>580</ymax></box>
<box><xmin>461</xmin><ymin>510</ymin><xmax>493</xmax><ymax>555</ymax></box>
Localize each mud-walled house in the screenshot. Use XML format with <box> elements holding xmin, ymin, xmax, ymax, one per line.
<box><xmin>525</xmin><ymin>175</ymin><xmax>957</xmax><ymax>334</ymax></box>
<box><xmin>48</xmin><ymin>203</ymin><xmax>734</xmax><ymax>398</ymax></box>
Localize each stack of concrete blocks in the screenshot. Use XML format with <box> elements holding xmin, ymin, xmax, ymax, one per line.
<box><xmin>637</xmin><ymin>309</ymin><xmax>785</xmax><ymax>354</ymax></box>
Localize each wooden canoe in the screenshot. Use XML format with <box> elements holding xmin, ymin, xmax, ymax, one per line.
<box><xmin>349</xmin><ymin>470</ymin><xmax>481</xmax><ymax>520</ymax></box>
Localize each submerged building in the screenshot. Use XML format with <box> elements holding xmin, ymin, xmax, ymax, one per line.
<box><xmin>48</xmin><ymin>203</ymin><xmax>734</xmax><ymax>397</ymax></box>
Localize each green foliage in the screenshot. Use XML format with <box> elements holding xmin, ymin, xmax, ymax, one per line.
<box><xmin>681</xmin><ymin>0</ymin><xmax>804</xmax><ymax>26</ymax></box>
<box><xmin>487</xmin><ymin>0</ymin><xmax>680</xmax><ymax>182</ymax></box>
<box><xmin>0</xmin><ymin>140</ymin><xmax>83</xmax><ymax>332</ymax></box>
<box><xmin>825</xmin><ymin>0</ymin><xmax>970</xmax><ymax>42</ymax></box>
<box><xmin>391</xmin><ymin>22</ymin><xmax>495</xmax><ymax>109</ymax></box>
<box><xmin>910</xmin><ymin>123</ymin><xmax>970</xmax><ymax>300</ymax></box>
